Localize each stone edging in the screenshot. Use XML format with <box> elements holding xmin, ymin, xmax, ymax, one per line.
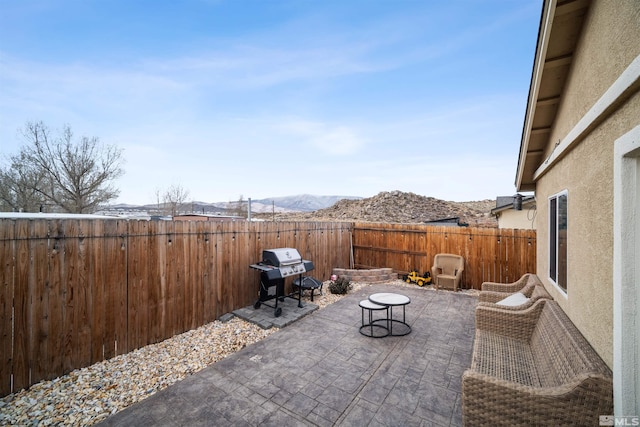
<box><xmin>332</xmin><ymin>267</ymin><xmax>397</xmax><ymax>284</ymax></box>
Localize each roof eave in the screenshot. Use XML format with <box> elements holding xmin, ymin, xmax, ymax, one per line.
<box><xmin>515</xmin><ymin>0</ymin><xmax>556</xmax><ymax>191</ymax></box>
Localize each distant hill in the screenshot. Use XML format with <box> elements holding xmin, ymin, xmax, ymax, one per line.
<box><xmin>255</xmin><ymin>191</ymin><xmax>497</xmax><ymax>227</ymax></box>
<box><xmin>103</xmin><ymin>194</ymin><xmax>361</xmax><ymax>216</ymax></box>
<box><xmin>252</xmin><ymin>194</ymin><xmax>362</xmax><ymax>212</ymax></box>
<box><xmin>103</xmin><ymin>192</ymin><xmax>496</xmax><ymax>226</ymax></box>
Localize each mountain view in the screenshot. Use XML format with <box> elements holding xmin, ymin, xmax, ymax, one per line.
<box><xmin>251</xmin><ymin>195</ymin><xmax>362</xmax><ymax>212</ymax></box>
<box><xmin>104</xmin><ymin>191</ymin><xmax>497</xmax><ymax>226</ymax></box>
<box><xmin>253</xmin><ymin>191</ymin><xmax>497</xmax><ymax>227</ymax></box>
<box><xmin>105</xmin><ymin>194</ymin><xmax>361</xmax><ymax>216</ymax></box>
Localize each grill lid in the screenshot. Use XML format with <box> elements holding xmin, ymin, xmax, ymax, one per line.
<box><xmin>262</xmin><ymin>248</ymin><xmax>302</xmax><ymax>266</ymax></box>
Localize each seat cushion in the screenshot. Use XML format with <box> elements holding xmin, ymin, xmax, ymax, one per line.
<box><xmin>496</xmin><ymin>292</ymin><xmax>530</xmax><ymax>307</ymax></box>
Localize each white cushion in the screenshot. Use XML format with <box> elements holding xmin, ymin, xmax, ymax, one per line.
<box><xmin>496</xmin><ymin>292</ymin><xmax>529</xmax><ymax>307</ymax></box>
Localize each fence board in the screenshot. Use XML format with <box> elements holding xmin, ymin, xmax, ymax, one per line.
<box><xmin>78</xmin><ymin>220</ymin><xmax>93</xmax><ymax>370</ymax></box>
<box><xmin>62</xmin><ymin>220</ymin><xmax>77</xmax><ymax>374</ymax></box>
<box><xmin>201</xmin><ymin>223</ymin><xmax>216</xmax><ymax>324</ymax></box>
<box><xmin>193</xmin><ymin>222</ymin><xmax>205</xmax><ymax>327</ymax></box>
<box><xmin>114</xmin><ymin>221</ymin><xmax>128</xmax><ymax>356</ymax></box>
<box><xmin>147</xmin><ymin>220</ymin><xmax>162</xmax><ymax>345</ymax></box>
<box><xmin>181</xmin><ymin>221</ymin><xmax>192</xmax><ymax>333</ymax></box>
<box><xmin>48</xmin><ymin>221</ymin><xmax>64</xmax><ymax>380</ymax></box>
<box><xmin>102</xmin><ymin>220</ymin><xmax>121</xmax><ymax>358</ymax></box>
<box><xmin>0</xmin><ymin>220</ymin><xmax>14</xmax><ymax>396</ymax></box>
<box><xmin>165</xmin><ymin>220</ymin><xmax>177</xmax><ymax>339</ymax></box>
<box><xmin>216</xmin><ymin>222</ymin><xmax>230</xmax><ymax>316</ymax></box>
<box><xmin>12</xmin><ymin>220</ymin><xmax>30</xmax><ymax>392</ymax></box>
<box><xmin>230</xmin><ymin>222</ymin><xmax>241</xmax><ymax>311</ymax></box>
<box><xmin>127</xmin><ymin>221</ymin><xmax>147</xmax><ymax>351</ymax></box>
<box><xmin>90</xmin><ymin>220</ymin><xmax>104</xmax><ymax>364</ymax></box>
<box><xmin>30</xmin><ymin>220</ymin><xmax>49</xmax><ymax>383</ymax></box>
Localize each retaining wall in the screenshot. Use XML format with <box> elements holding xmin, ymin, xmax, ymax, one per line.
<box><xmin>332</xmin><ymin>267</ymin><xmax>397</xmax><ymax>283</ymax></box>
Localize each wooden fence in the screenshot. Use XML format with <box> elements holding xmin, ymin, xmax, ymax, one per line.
<box><xmin>0</xmin><ymin>218</ymin><xmax>536</xmax><ymax>397</ymax></box>
<box><xmin>0</xmin><ymin>219</ymin><xmax>352</xmax><ymax>396</ymax></box>
<box><xmin>352</xmin><ymin>223</ymin><xmax>537</xmax><ymax>290</ymax></box>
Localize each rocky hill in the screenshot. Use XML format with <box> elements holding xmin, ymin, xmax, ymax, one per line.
<box><xmin>255</xmin><ymin>191</ymin><xmax>497</xmax><ymax>227</ymax></box>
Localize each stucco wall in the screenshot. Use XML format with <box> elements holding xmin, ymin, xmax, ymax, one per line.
<box><xmin>496</xmin><ymin>207</ymin><xmax>537</xmax><ymax>230</ymax></box>
<box><xmin>535</xmin><ymin>0</ymin><xmax>640</xmax><ymax>368</ymax></box>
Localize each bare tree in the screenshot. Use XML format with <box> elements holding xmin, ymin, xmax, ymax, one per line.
<box><xmin>11</xmin><ymin>121</ymin><xmax>125</xmax><ymax>213</ymax></box>
<box><xmin>0</xmin><ymin>151</ymin><xmax>47</xmax><ymax>212</ymax></box>
<box><xmin>162</xmin><ymin>184</ymin><xmax>190</xmax><ymax>217</ymax></box>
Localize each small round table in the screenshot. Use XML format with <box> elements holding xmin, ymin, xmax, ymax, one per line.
<box><xmin>368</xmin><ymin>292</ymin><xmax>411</xmax><ymax>336</ymax></box>
<box><xmin>359</xmin><ymin>299</ymin><xmax>389</xmax><ymax>338</ymax></box>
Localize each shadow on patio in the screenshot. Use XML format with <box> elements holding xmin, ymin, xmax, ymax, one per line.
<box><xmin>97</xmin><ymin>284</ymin><xmax>477</xmax><ymax>426</ymax></box>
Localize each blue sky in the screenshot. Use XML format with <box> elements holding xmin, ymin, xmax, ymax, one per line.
<box><xmin>0</xmin><ymin>0</ymin><xmax>541</xmax><ymax>204</ymax></box>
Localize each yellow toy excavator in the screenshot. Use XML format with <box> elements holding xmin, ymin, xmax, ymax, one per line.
<box><xmin>402</xmin><ymin>270</ymin><xmax>432</xmax><ymax>287</ymax></box>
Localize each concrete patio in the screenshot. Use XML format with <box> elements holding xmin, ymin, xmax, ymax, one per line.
<box><xmin>97</xmin><ymin>283</ymin><xmax>477</xmax><ymax>426</ymax></box>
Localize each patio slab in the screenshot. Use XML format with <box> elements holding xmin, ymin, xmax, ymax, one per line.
<box><xmin>97</xmin><ymin>284</ymin><xmax>477</xmax><ymax>426</ymax></box>
<box><xmin>232</xmin><ymin>295</ymin><xmax>319</xmax><ymax>329</ymax></box>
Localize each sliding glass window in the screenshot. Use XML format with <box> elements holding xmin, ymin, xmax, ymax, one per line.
<box><xmin>549</xmin><ymin>191</ymin><xmax>568</xmax><ymax>293</ymax></box>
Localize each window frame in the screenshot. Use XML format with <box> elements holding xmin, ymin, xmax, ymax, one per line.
<box><xmin>548</xmin><ymin>190</ymin><xmax>568</xmax><ymax>295</ymax></box>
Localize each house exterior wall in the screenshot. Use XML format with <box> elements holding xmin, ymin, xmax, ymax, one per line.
<box><xmin>495</xmin><ymin>208</ymin><xmax>537</xmax><ymax>229</ymax></box>
<box><xmin>534</xmin><ymin>0</ymin><xmax>640</xmax><ymax>368</ymax></box>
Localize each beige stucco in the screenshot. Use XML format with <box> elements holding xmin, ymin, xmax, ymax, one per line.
<box><xmin>495</xmin><ymin>206</ymin><xmax>537</xmax><ymax>230</ymax></box>
<box><xmin>536</xmin><ymin>120</ymin><xmax>615</xmax><ymax>367</ymax></box>
<box><xmin>528</xmin><ymin>0</ymin><xmax>640</xmax><ymax>368</ymax></box>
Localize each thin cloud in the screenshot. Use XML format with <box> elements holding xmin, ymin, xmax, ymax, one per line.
<box><xmin>310</xmin><ymin>126</ymin><xmax>365</xmax><ymax>156</ymax></box>
<box><xmin>275</xmin><ymin>119</ymin><xmax>366</xmax><ymax>156</ymax></box>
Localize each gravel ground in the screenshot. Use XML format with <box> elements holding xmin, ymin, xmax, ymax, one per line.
<box><xmin>0</xmin><ymin>280</ymin><xmax>478</xmax><ymax>426</ymax></box>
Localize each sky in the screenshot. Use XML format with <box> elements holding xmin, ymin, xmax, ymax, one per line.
<box><xmin>0</xmin><ymin>0</ymin><xmax>542</xmax><ymax>205</ymax></box>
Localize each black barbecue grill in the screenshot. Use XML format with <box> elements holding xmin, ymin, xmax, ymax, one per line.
<box><xmin>249</xmin><ymin>248</ymin><xmax>314</xmax><ymax>317</ymax></box>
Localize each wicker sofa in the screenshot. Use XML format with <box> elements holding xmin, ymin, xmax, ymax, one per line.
<box><xmin>478</xmin><ymin>273</ymin><xmax>552</xmax><ymax>311</ymax></box>
<box><xmin>480</xmin><ymin>272</ymin><xmax>536</xmax><ymax>293</ymax></box>
<box><xmin>462</xmin><ymin>298</ymin><xmax>613</xmax><ymax>426</ymax></box>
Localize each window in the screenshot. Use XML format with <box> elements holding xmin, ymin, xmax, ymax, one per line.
<box><xmin>549</xmin><ymin>191</ymin><xmax>568</xmax><ymax>292</ymax></box>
